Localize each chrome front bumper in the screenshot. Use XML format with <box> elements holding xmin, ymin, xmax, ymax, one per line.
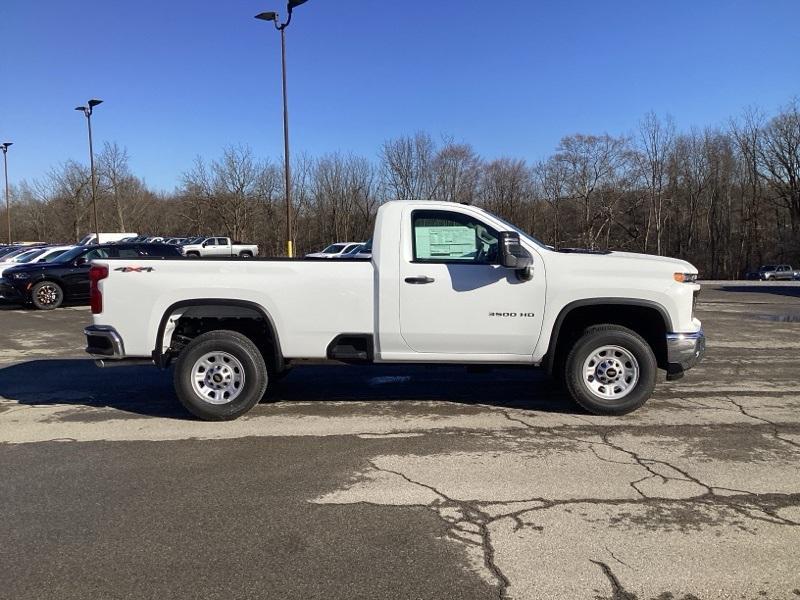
<box><xmin>665</xmin><ymin>329</ymin><xmax>706</xmax><ymax>380</ymax></box>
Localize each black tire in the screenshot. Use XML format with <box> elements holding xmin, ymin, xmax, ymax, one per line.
<box><xmin>30</xmin><ymin>281</ymin><xmax>64</xmax><ymax>310</ymax></box>
<box><xmin>564</xmin><ymin>324</ymin><xmax>657</xmax><ymax>416</ymax></box>
<box><xmin>173</xmin><ymin>330</ymin><xmax>268</xmax><ymax>421</ymax></box>
<box><xmin>239</xmin><ymin>251</ymin><xmax>253</xmax><ymax>258</ymax></box>
<box><xmin>186</xmin><ymin>252</ymin><xmax>200</xmax><ymax>258</ymax></box>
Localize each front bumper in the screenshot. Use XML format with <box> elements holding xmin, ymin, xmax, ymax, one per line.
<box><xmin>665</xmin><ymin>329</ymin><xmax>706</xmax><ymax>380</ymax></box>
<box><xmin>85</xmin><ymin>325</ymin><xmax>125</xmax><ymax>358</ymax></box>
<box><xmin>0</xmin><ymin>278</ymin><xmax>25</xmax><ymax>302</ymax></box>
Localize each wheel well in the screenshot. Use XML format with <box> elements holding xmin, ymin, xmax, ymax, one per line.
<box><xmin>547</xmin><ymin>303</ymin><xmax>669</xmax><ymax>373</ymax></box>
<box><xmin>157</xmin><ymin>302</ymin><xmax>283</xmax><ymax>373</ymax></box>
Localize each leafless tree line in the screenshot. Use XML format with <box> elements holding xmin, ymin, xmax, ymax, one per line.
<box><xmin>4</xmin><ymin>99</ymin><xmax>799</xmax><ymax>278</ymax></box>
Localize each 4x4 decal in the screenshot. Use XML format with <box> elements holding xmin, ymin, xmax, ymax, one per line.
<box><xmin>113</xmin><ymin>266</ymin><xmax>155</xmax><ymax>273</ymax></box>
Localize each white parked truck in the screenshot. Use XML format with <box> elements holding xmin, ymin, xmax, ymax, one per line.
<box><xmin>78</xmin><ymin>233</ymin><xmax>138</xmax><ymax>245</ymax></box>
<box><xmin>180</xmin><ymin>237</ymin><xmax>258</xmax><ymax>258</ymax></box>
<box><xmin>85</xmin><ymin>201</ymin><xmax>705</xmax><ymax>420</ymax></box>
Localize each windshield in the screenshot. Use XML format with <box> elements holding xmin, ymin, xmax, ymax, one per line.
<box><xmin>16</xmin><ymin>248</ymin><xmax>48</xmax><ymax>263</ymax></box>
<box><xmin>53</xmin><ymin>246</ymin><xmax>89</xmax><ymax>263</ymax></box>
<box><xmin>41</xmin><ymin>249</ymin><xmax>68</xmax><ymax>262</ymax></box>
<box><xmin>322</xmin><ymin>244</ymin><xmax>347</xmax><ymax>254</ymax></box>
<box><xmin>1</xmin><ymin>248</ymin><xmax>28</xmax><ymax>261</ymax></box>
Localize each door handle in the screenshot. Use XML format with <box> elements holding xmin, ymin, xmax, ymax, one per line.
<box><xmin>404</xmin><ymin>276</ymin><xmax>435</xmax><ymax>284</ymax></box>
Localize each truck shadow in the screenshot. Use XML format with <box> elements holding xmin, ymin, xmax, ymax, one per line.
<box><xmin>0</xmin><ymin>360</ymin><xmax>579</xmax><ymax>419</ymax></box>
<box><xmin>718</xmin><ymin>284</ymin><xmax>800</xmax><ymax>299</ymax></box>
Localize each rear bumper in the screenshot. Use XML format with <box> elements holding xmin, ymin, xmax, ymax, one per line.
<box><xmin>665</xmin><ymin>329</ymin><xmax>706</xmax><ymax>380</ymax></box>
<box><xmin>85</xmin><ymin>325</ymin><xmax>125</xmax><ymax>358</ymax></box>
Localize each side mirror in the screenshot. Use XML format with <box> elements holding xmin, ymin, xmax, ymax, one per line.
<box><xmin>499</xmin><ymin>232</ymin><xmax>533</xmax><ymax>281</ymax></box>
<box><xmin>202</xmin><ymin>241</ymin><xmax>209</xmax><ymax>247</ymax></box>
<box><xmin>75</xmin><ymin>257</ymin><xmax>88</xmax><ymax>267</ymax></box>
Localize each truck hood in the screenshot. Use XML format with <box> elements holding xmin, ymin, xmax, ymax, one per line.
<box><xmin>547</xmin><ymin>248</ymin><xmax>699</xmax><ymax>280</ymax></box>
<box><xmin>2</xmin><ymin>262</ymin><xmax>64</xmax><ymax>276</ymax></box>
<box><xmin>605</xmin><ymin>251</ymin><xmax>697</xmax><ymax>274</ymax></box>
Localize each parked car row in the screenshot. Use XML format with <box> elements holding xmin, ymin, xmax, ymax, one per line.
<box><xmin>306</xmin><ymin>240</ymin><xmax>372</xmax><ymax>259</ymax></box>
<box><xmin>0</xmin><ymin>242</ymin><xmax>181</xmax><ymax>310</ymax></box>
<box><xmin>75</xmin><ymin>233</ymin><xmax>260</xmax><ymax>257</ymax></box>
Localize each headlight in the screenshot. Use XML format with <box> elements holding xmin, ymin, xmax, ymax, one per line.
<box><xmin>11</xmin><ymin>272</ymin><xmax>30</xmax><ymax>280</ymax></box>
<box><xmin>673</xmin><ymin>273</ymin><xmax>698</xmax><ymax>283</ymax></box>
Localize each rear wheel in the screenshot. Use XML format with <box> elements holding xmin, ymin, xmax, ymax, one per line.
<box><xmin>564</xmin><ymin>324</ymin><xmax>657</xmax><ymax>415</ymax></box>
<box><xmin>239</xmin><ymin>251</ymin><xmax>253</xmax><ymax>258</ymax></box>
<box><xmin>174</xmin><ymin>330</ymin><xmax>268</xmax><ymax>421</ymax></box>
<box><xmin>30</xmin><ymin>281</ymin><xmax>64</xmax><ymax>310</ymax></box>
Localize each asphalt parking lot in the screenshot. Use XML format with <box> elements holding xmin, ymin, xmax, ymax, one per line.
<box><xmin>1</xmin><ymin>283</ymin><xmax>799</xmax><ymax>600</ymax></box>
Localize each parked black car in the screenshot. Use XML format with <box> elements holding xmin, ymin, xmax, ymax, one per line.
<box><xmin>0</xmin><ymin>243</ymin><xmax>181</xmax><ymax>310</ymax></box>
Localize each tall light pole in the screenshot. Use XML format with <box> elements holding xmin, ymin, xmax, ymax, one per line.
<box><xmin>1</xmin><ymin>142</ymin><xmax>12</xmax><ymax>245</ymax></box>
<box><xmin>256</xmin><ymin>0</ymin><xmax>309</xmax><ymax>258</ymax></box>
<box><xmin>75</xmin><ymin>99</ymin><xmax>103</xmax><ymax>242</ymax></box>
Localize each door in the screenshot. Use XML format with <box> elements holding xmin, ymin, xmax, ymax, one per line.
<box><xmin>211</xmin><ymin>238</ymin><xmax>230</xmax><ymax>256</ymax></box>
<box><xmin>63</xmin><ymin>247</ymin><xmax>112</xmax><ymax>299</ymax></box>
<box><xmin>399</xmin><ymin>208</ymin><xmax>545</xmax><ymax>356</ymax></box>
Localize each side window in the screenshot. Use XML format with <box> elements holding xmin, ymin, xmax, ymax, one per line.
<box><xmin>142</xmin><ymin>246</ymin><xmax>177</xmax><ymax>257</ymax></box>
<box><xmin>84</xmin><ymin>248</ymin><xmax>110</xmax><ymax>260</ymax></box>
<box><xmin>117</xmin><ymin>248</ymin><xmax>140</xmax><ymax>258</ymax></box>
<box><xmin>412</xmin><ymin>210</ymin><xmax>499</xmax><ymax>264</ymax></box>
<box><xmin>219</xmin><ymin>238</ymin><xmax>230</xmax><ymax>245</ymax></box>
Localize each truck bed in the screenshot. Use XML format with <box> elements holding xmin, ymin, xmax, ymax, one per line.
<box><xmin>93</xmin><ymin>258</ymin><xmax>374</xmax><ymax>359</ymax></box>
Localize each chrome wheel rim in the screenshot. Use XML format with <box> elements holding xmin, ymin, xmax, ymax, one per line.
<box><xmin>190</xmin><ymin>351</ymin><xmax>246</xmax><ymax>405</ymax></box>
<box><xmin>583</xmin><ymin>345</ymin><xmax>639</xmax><ymax>401</ymax></box>
<box><xmin>37</xmin><ymin>284</ymin><xmax>60</xmax><ymax>306</ymax></box>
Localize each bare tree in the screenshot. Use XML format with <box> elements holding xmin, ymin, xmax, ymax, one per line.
<box><xmin>433</xmin><ymin>139</ymin><xmax>481</xmax><ymax>204</ymax></box>
<box><xmin>380</xmin><ymin>132</ymin><xmax>437</xmax><ymax>200</ymax></box>
<box><xmin>636</xmin><ymin>112</ymin><xmax>675</xmax><ymax>255</ymax></box>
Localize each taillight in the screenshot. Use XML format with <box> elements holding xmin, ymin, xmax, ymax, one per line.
<box><xmin>89</xmin><ymin>264</ymin><xmax>109</xmax><ymax>314</ymax></box>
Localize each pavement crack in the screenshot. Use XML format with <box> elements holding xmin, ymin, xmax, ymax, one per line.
<box><xmin>590</xmin><ymin>559</ymin><xmax>637</xmax><ymax>600</ymax></box>
<box><xmin>605</xmin><ymin>546</ymin><xmax>631</xmax><ymax>569</ymax></box>
<box><xmin>503</xmin><ymin>409</ymin><xmax>761</xmax><ymax>500</ymax></box>
<box><xmin>724</xmin><ymin>395</ymin><xmax>800</xmax><ymax>450</ymax></box>
<box><xmin>368</xmin><ymin>460</ymin><xmax>511</xmax><ymax>598</ymax></box>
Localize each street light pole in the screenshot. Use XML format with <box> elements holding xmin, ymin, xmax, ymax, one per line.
<box><xmin>1</xmin><ymin>142</ymin><xmax>12</xmax><ymax>245</ymax></box>
<box><xmin>256</xmin><ymin>0</ymin><xmax>309</xmax><ymax>258</ymax></box>
<box><xmin>279</xmin><ymin>25</ymin><xmax>293</xmax><ymax>258</ymax></box>
<box><xmin>75</xmin><ymin>99</ymin><xmax>103</xmax><ymax>242</ymax></box>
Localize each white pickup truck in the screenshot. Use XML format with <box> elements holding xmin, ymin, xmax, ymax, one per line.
<box><xmin>180</xmin><ymin>237</ymin><xmax>258</xmax><ymax>258</ymax></box>
<box><xmin>85</xmin><ymin>201</ymin><xmax>705</xmax><ymax>421</ymax></box>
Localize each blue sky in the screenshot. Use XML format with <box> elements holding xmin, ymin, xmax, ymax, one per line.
<box><xmin>1</xmin><ymin>0</ymin><xmax>798</xmax><ymax>191</ymax></box>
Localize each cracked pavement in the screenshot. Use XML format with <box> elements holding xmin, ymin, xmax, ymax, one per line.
<box><xmin>1</xmin><ymin>283</ymin><xmax>799</xmax><ymax>599</ymax></box>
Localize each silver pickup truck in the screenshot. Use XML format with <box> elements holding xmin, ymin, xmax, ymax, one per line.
<box><xmin>180</xmin><ymin>237</ymin><xmax>258</xmax><ymax>258</ymax></box>
<box><xmin>756</xmin><ymin>265</ymin><xmax>800</xmax><ymax>281</ymax></box>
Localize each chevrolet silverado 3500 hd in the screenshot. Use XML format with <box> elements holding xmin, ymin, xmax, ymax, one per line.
<box><xmin>85</xmin><ymin>200</ymin><xmax>705</xmax><ymax>420</ymax></box>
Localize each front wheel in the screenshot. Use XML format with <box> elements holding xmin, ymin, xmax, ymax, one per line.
<box><xmin>564</xmin><ymin>324</ymin><xmax>657</xmax><ymax>415</ymax></box>
<box><xmin>30</xmin><ymin>281</ymin><xmax>64</xmax><ymax>310</ymax></box>
<box><xmin>173</xmin><ymin>330</ymin><xmax>268</xmax><ymax>420</ymax></box>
